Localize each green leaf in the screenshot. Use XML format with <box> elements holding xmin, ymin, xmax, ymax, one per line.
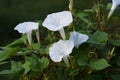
<box><xmin>2</xmin><ymin>60</ymin><xmax>23</xmax><ymax>80</ymax></box>
<box><xmin>0</xmin><ymin>61</ymin><xmax>8</xmax><ymax>65</ymax></box>
<box><xmin>76</xmin><ymin>12</ymin><xmax>89</xmax><ymax>24</ymax></box>
<box><xmin>7</xmin><ymin>35</ymin><xmax>27</xmax><ymax>47</ymax></box>
<box><xmin>0</xmin><ymin>47</ymin><xmax>19</xmax><ymax>61</ymax></box>
<box><xmin>25</xmin><ymin>55</ymin><xmax>40</xmax><ymax>72</ymax></box>
<box><xmin>117</xmin><ymin>57</ymin><xmax>120</xmax><ymax>66</ymax></box>
<box><xmin>77</xmin><ymin>55</ymin><xmax>88</xmax><ymax>66</ymax></box>
<box><xmin>81</xmin><ymin>17</ymin><xmax>90</xmax><ymax>24</ymax></box>
<box><xmin>40</xmin><ymin>57</ymin><xmax>49</xmax><ymax>70</ymax></box>
<box><xmin>106</xmin><ymin>3</ymin><xmax>112</xmax><ymax>10</ymax></box>
<box><xmin>109</xmin><ymin>40</ymin><xmax>120</xmax><ymax>46</ymax></box>
<box><xmin>22</xmin><ymin>61</ymin><xmax>31</xmax><ymax>75</ymax></box>
<box><xmin>89</xmin><ymin>58</ymin><xmax>110</xmax><ymax>70</ymax></box>
<box><xmin>83</xmin><ymin>74</ymin><xmax>102</xmax><ymax>80</ymax></box>
<box><xmin>66</xmin><ymin>69</ymin><xmax>79</xmax><ymax>76</ymax></box>
<box><xmin>24</xmin><ymin>55</ymin><xmax>49</xmax><ymax>74</ymax></box>
<box><xmin>93</xmin><ymin>30</ymin><xmax>108</xmax><ymax>43</ymax></box>
<box><xmin>88</xmin><ymin>30</ymin><xmax>108</xmax><ymax>44</ymax></box>
<box><xmin>11</xmin><ymin>61</ymin><xmax>23</xmax><ymax>73</ymax></box>
<box><xmin>0</xmin><ymin>70</ymin><xmax>12</xmax><ymax>75</ymax></box>
<box><xmin>32</xmin><ymin>43</ymin><xmax>40</xmax><ymax>51</ymax></box>
<box><xmin>111</xmin><ymin>74</ymin><xmax>120</xmax><ymax>80</ymax></box>
<box><xmin>32</xmin><ymin>43</ymin><xmax>49</xmax><ymax>55</ymax></box>
<box><xmin>77</xmin><ymin>13</ymin><xmax>89</xmax><ymax>18</ymax></box>
<box><xmin>39</xmin><ymin>47</ymin><xmax>49</xmax><ymax>55</ymax></box>
<box><xmin>53</xmin><ymin>67</ymin><xmax>67</xmax><ymax>80</ymax></box>
<box><xmin>74</xmin><ymin>45</ymin><xmax>88</xmax><ymax>66</ymax></box>
<box><xmin>22</xmin><ymin>49</ymin><xmax>33</xmax><ymax>55</ymax></box>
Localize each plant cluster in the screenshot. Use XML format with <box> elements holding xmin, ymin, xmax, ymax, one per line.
<box><xmin>0</xmin><ymin>0</ymin><xmax>120</xmax><ymax>80</ymax></box>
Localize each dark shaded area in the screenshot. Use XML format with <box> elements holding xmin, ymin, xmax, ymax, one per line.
<box><xmin>0</xmin><ymin>0</ymin><xmax>109</xmax><ymax>46</ymax></box>
<box><xmin>0</xmin><ymin>0</ymin><xmax>95</xmax><ymax>46</ymax></box>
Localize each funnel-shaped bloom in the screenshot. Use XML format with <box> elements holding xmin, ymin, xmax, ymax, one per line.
<box><xmin>14</xmin><ymin>22</ymin><xmax>39</xmax><ymax>46</ymax></box>
<box><xmin>69</xmin><ymin>31</ymin><xmax>89</xmax><ymax>48</ymax></box>
<box><xmin>42</xmin><ymin>11</ymin><xmax>73</xmax><ymax>39</ymax></box>
<box><xmin>108</xmin><ymin>0</ymin><xmax>120</xmax><ymax>19</ymax></box>
<box><xmin>49</xmin><ymin>40</ymin><xmax>74</xmax><ymax>66</ymax></box>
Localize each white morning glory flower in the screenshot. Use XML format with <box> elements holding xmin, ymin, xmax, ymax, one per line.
<box><xmin>42</xmin><ymin>11</ymin><xmax>73</xmax><ymax>39</ymax></box>
<box><xmin>69</xmin><ymin>31</ymin><xmax>89</xmax><ymax>48</ymax></box>
<box><xmin>14</xmin><ymin>22</ymin><xmax>39</xmax><ymax>46</ymax></box>
<box><xmin>108</xmin><ymin>0</ymin><xmax>120</xmax><ymax>19</ymax></box>
<box><xmin>49</xmin><ymin>40</ymin><xmax>74</xmax><ymax>66</ymax></box>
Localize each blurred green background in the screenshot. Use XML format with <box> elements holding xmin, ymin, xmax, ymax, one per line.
<box><xmin>0</xmin><ymin>0</ymin><xmax>108</xmax><ymax>46</ymax></box>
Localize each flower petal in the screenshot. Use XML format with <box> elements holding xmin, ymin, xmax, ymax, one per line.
<box><xmin>49</xmin><ymin>42</ymin><xmax>63</xmax><ymax>62</ymax></box>
<box><xmin>42</xmin><ymin>11</ymin><xmax>73</xmax><ymax>31</ymax></box>
<box><xmin>108</xmin><ymin>4</ymin><xmax>117</xmax><ymax>19</ymax></box>
<box><xmin>49</xmin><ymin>40</ymin><xmax>74</xmax><ymax>62</ymax></box>
<box><xmin>108</xmin><ymin>0</ymin><xmax>120</xmax><ymax>19</ymax></box>
<box><xmin>14</xmin><ymin>22</ymin><xmax>39</xmax><ymax>33</ymax></box>
<box><xmin>112</xmin><ymin>0</ymin><xmax>120</xmax><ymax>6</ymax></box>
<box><xmin>60</xmin><ymin>40</ymin><xmax>74</xmax><ymax>55</ymax></box>
<box><xmin>69</xmin><ymin>31</ymin><xmax>89</xmax><ymax>48</ymax></box>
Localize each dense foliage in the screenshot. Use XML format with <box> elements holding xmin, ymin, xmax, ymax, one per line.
<box><xmin>0</xmin><ymin>0</ymin><xmax>120</xmax><ymax>80</ymax></box>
